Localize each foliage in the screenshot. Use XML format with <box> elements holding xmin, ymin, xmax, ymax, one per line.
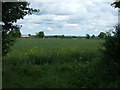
<box><xmin>102</xmin><ymin>1</ymin><xmax>120</xmax><ymax>64</ymax></box>
<box><xmin>98</xmin><ymin>32</ymin><xmax>106</xmax><ymax>39</ymax></box>
<box><xmin>53</xmin><ymin>35</ymin><xmax>66</xmax><ymax>38</ymax></box>
<box><xmin>8</xmin><ymin>26</ymin><xmax>21</xmax><ymax>38</ymax></box>
<box><xmin>3</xmin><ymin>38</ymin><xmax>120</xmax><ymax>88</ymax></box>
<box><xmin>36</xmin><ymin>31</ymin><xmax>45</xmax><ymax>38</ymax></box>
<box><xmin>103</xmin><ymin>24</ymin><xmax>120</xmax><ymax>63</ymax></box>
<box><xmin>111</xmin><ymin>0</ymin><xmax>120</xmax><ymax>8</ymax></box>
<box><xmin>86</xmin><ymin>34</ymin><xmax>90</xmax><ymax>39</ymax></box>
<box><xmin>28</xmin><ymin>34</ymin><xmax>31</xmax><ymax>37</ymax></box>
<box><xmin>2</xmin><ymin>2</ymin><xmax>39</xmax><ymax>56</ymax></box>
<box><xmin>61</xmin><ymin>35</ymin><xmax>65</xmax><ymax>38</ymax></box>
<box><xmin>72</xmin><ymin>36</ymin><xmax>77</xmax><ymax>38</ymax></box>
<box><xmin>91</xmin><ymin>35</ymin><xmax>95</xmax><ymax>38</ymax></box>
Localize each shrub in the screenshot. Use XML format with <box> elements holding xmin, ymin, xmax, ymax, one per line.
<box><xmin>86</xmin><ymin>34</ymin><xmax>90</xmax><ymax>39</ymax></box>
<box><xmin>91</xmin><ymin>35</ymin><xmax>95</xmax><ymax>38</ymax></box>
<box><xmin>36</xmin><ymin>31</ymin><xmax>45</xmax><ymax>38</ymax></box>
<box><xmin>103</xmin><ymin>24</ymin><xmax>120</xmax><ymax>64</ymax></box>
<box><xmin>98</xmin><ymin>32</ymin><xmax>106</xmax><ymax>39</ymax></box>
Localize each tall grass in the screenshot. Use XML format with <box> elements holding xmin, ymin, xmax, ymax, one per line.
<box><xmin>3</xmin><ymin>38</ymin><xmax>119</xmax><ymax>88</ymax></box>
<box><xmin>3</xmin><ymin>38</ymin><xmax>103</xmax><ymax>65</ymax></box>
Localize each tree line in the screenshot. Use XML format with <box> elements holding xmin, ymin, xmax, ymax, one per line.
<box><xmin>26</xmin><ymin>31</ymin><xmax>107</xmax><ymax>39</ymax></box>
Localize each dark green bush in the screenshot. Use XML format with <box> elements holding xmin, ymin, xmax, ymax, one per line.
<box><xmin>86</xmin><ymin>34</ymin><xmax>90</xmax><ymax>39</ymax></box>
<box><xmin>103</xmin><ymin>24</ymin><xmax>120</xmax><ymax>64</ymax></box>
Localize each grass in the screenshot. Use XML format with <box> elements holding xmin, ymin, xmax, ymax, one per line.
<box><xmin>3</xmin><ymin>38</ymin><xmax>120</xmax><ymax>88</ymax></box>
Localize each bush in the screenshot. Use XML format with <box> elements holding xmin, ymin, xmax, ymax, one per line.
<box><xmin>86</xmin><ymin>34</ymin><xmax>90</xmax><ymax>39</ymax></box>
<box><xmin>91</xmin><ymin>35</ymin><xmax>95</xmax><ymax>38</ymax></box>
<box><xmin>98</xmin><ymin>32</ymin><xmax>106</xmax><ymax>39</ymax></box>
<box><xmin>36</xmin><ymin>31</ymin><xmax>44</xmax><ymax>38</ymax></box>
<box><xmin>103</xmin><ymin>24</ymin><xmax>120</xmax><ymax>64</ymax></box>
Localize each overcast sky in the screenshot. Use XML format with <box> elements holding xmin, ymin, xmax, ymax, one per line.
<box><xmin>16</xmin><ymin>0</ymin><xmax>118</xmax><ymax>36</ymax></box>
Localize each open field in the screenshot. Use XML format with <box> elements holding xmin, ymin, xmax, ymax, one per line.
<box><xmin>3</xmin><ymin>38</ymin><xmax>103</xmax><ymax>66</ymax></box>
<box><xmin>3</xmin><ymin>38</ymin><xmax>119</xmax><ymax>88</ymax></box>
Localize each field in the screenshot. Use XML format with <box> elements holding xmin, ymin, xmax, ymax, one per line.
<box><xmin>3</xmin><ymin>38</ymin><xmax>119</xmax><ymax>88</ymax></box>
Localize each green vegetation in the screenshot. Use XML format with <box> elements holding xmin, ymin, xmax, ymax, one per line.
<box><xmin>2</xmin><ymin>2</ymin><xmax>39</xmax><ymax>56</ymax></box>
<box><xmin>36</xmin><ymin>31</ymin><xmax>45</xmax><ymax>38</ymax></box>
<box><xmin>111</xmin><ymin>0</ymin><xmax>120</xmax><ymax>8</ymax></box>
<box><xmin>86</xmin><ymin>34</ymin><xmax>90</xmax><ymax>39</ymax></box>
<box><xmin>104</xmin><ymin>1</ymin><xmax>120</xmax><ymax>64</ymax></box>
<box><xmin>8</xmin><ymin>27</ymin><xmax>22</xmax><ymax>38</ymax></box>
<box><xmin>2</xmin><ymin>0</ymin><xmax>120</xmax><ymax>88</ymax></box>
<box><xmin>91</xmin><ymin>35</ymin><xmax>96</xmax><ymax>38</ymax></box>
<box><xmin>103</xmin><ymin>24</ymin><xmax>120</xmax><ymax>64</ymax></box>
<box><xmin>3</xmin><ymin>38</ymin><xmax>120</xmax><ymax>88</ymax></box>
<box><xmin>98</xmin><ymin>32</ymin><xmax>106</xmax><ymax>39</ymax></box>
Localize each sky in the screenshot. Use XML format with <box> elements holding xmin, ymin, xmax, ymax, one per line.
<box><xmin>15</xmin><ymin>0</ymin><xmax>118</xmax><ymax>36</ymax></box>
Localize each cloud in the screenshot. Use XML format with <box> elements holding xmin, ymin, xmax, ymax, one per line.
<box><xmin>43</xmin><ymin>27</ymin><xmax>54</xmax><ymax>31</ymax></box>
<box><xmin>16</xmin><ymin>1</ymin><xmax>118</xmax><ymax>36</ymax></box>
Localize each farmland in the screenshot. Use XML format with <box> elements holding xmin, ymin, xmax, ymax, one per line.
<box><xmin>3</xmin><ymin>38</ymin><xmax>119</xmax><ymax>88</ymax></box>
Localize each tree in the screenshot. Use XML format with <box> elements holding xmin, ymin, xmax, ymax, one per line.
<box><xmin>102</xmin><ymin>1</ymin><xmax>120</xmax><ymax>63</ymax></box>
<box><xmin>53</xmin><ymin>35</ymin><xmax>58</xmax><ymax>38</ymax></box>
<box><xmin>91</xmin><ymin>35</ymin><xmax>95</xmax><ymax>38</ymax></box>
<box><xmin>9</xmin><ymin>26</ymin><xmax>22</xmax><ymax>38</ymax></box>
<box><xmin>61</xmin><ymin>35</ymin><xmax>65</xmax><ymax>38</ymax></box>
<box><xmin>98</xmin><ymin>32</ymin><xmax>106</xmax><ymax>39</ymax></box>
<box><xmin>111</xmin><ymin>0</ymin><xmax>120</xmax><ymax>8</ymax></box>
<box><xmin>72</xmin><ymin>36</ymin><xmax>77</xmax><ymax>38</ymax></box>
<box><xmin>28</xmin><ymin>34</ymin><xmax>31</xmax><ymax>37</ymax></box>
<box><xmin>86</xmin><ymin>34</ymin><xmax>90</xmax><ymax>39</ymax></box>
<box><xmin>36</xmin><ymin>31</ymin><xmax>45</xmax><ymax>38</ymax></box>
<box><xmin>2</xmin><ymin>2</ymin><xmax>39</xmax><ymax>56</ymax></box>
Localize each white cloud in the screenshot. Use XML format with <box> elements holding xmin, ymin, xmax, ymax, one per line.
<box><xmin>54</xmin><ymin>16</ymin><xmax>69</xmax><ymax>21</ymax></box>
<box><xmin>43</xmin><ymin>27</ymin><xmax>54</xmax><ymax>31</ymax></box>
<box><xmin>64</xmin><ymin>24</ymin><xmax>79</xmax><ymax>27</ymax></box>
<box><xmin>16</xmin><ymin>1</ymin><xmax>118</xmax><ymax>36</ymax></box>
<box><xmin>19</xmin><ymin>22</ymin><xmax>40</xmax><ymax>29</ymax></box>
